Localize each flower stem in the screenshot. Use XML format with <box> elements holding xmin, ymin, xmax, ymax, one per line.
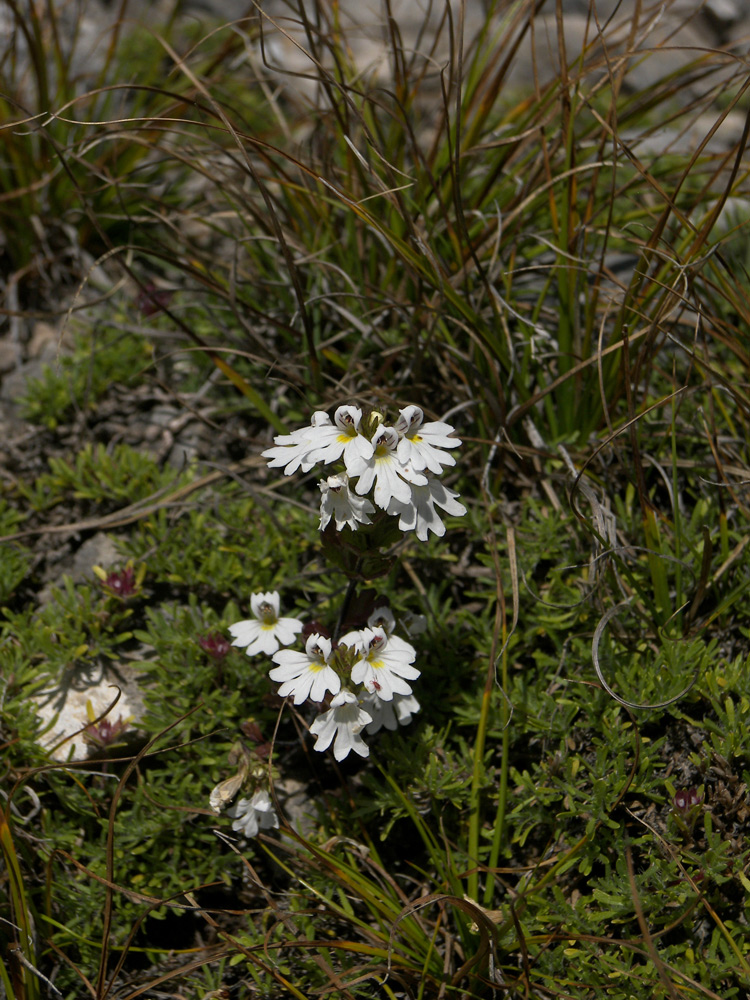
<box><xmin>333</xmin><ymin>562</ymin><xmax>361</xmax><ymax>640</ymax></box>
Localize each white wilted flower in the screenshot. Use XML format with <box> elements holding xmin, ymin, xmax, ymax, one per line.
<box><xmin>368</xmin><ymin>606</ymin><xmax>427</xmax><ymax>640</ymax></box>
<box><xmin>367</xmin><ymin>605</ymin><xmax>396</xmax><ymax>634</ymax></box>
<box><xmin>347</xmin><ymin>425</ymin><xmax>426</xmax><ymax>510</ymax></box>
<box><xmin>340</xmin><ymin>626</ymin><xmax>420</xmax><ymax>701</ymax></box>
<box><xmin>209</xmin><ymin>772</ymin><xmax>245</xmax><ymax>815</ymax></box>
<box><xmin>262</xmin><ymin>411</ymin><xmax>333</xmax><ymax>476</ymax></box>
<box><xmin>309</xmin><ymin>690</ymin><xmax>372</xmax><ymax>761</ymax></box>
<box><xmin>269</xmin><ymin>633</ymin><xmax>341</xmax><ymax>705</ymax></box>
<box><xmin>362</xmin><ymin>691</ymin><xmax>421</xmax><ymax>734</ymax></box>
<box><xmin>228</xmin><ymin>591</ymin><xmax>303</xmax><ymax>656</ymax></box>
<box><xmin>388</xmin><ymin>478</ymin><xmax>466</xmax><ymax>541</ymax></box>
<box><xmin>395</xmin><ymin>405</ymin><xmax>461</xmax><ymax>474</ymax></box>
<box><xmin>226</xmin><ymin>790</ymin><xmax>279</xmax><ymax>839</ymax></box>
<box><xmin>319</xmin><ymin>472</ymin><xmax>376</xmax><ymax>531</ymax></box>
<box><xmin>401</xmin><ymin>611</ymin><xmax>428</xmax><ymax>638</ymax></box>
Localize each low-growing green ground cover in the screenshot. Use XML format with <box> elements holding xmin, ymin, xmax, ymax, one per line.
<box><xmin>2</xmin><ymin>1</ymin><xmax>750</xmax><ymax>997</ymax></box>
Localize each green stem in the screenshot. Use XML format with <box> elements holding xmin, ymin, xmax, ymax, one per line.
<box><xmin>467</xmin><ymin>679</ymin><xmax>492</xmax><ymax>902</ymax></box>
<box><xmin>484</xmin><ymin>637</ymin><xmax>510</xmax><ymax>909</ymax></box>
<box><xmin>671</xmin><ymin>387</ymin><xmax>683</xmax><ymax>619</ymax></box>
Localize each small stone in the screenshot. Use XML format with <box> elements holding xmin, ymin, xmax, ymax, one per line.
<box><xmin>29</xmin><ymin>322</ymin><xmax>64</xmax><ymax>360</ymax></box>
<box><xmin>71</xmin><ymin>533</ymin><xmax>121</xmax><ymax>582</ymax></box>
<box><xmin>0</xmin><ymin>339</ymin><xmax>20</xmax><ymax>374</ymax></box>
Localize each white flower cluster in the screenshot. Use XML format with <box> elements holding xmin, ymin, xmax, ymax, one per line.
<box><xmin>272</xmin><ymin>605</ymin><xmax>420</xmax><ymax>762</ymax></box>
<box><xmin>228</xmin><ymin>593</ymin><xmax>421</xmax><ymax>770</ymax></box>
<box><xmin>262</xmin><ymin>404</ymin><xmax>466</xmax><ymax>540</ymax></box>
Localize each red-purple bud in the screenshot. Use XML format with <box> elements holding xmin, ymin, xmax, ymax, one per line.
<box><xmin>137</xmin><ymin>282</ymin><xmax>173</xmax><ymax>317</ymax></box>
<box><xmin>101</xmin><ymin>566</ymin><xmax>138</xmax><ymax>598</ymax></box>
<box><xmin>199</xmin><ymin>632</ymin><xmax>231</xmax><ymax>660</ymax></box>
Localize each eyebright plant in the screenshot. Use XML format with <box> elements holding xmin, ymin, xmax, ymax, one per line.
<box><xmin>211</xmin><ymin>403</ymin><xmax>465</xmax><ymax>834</ymax></box>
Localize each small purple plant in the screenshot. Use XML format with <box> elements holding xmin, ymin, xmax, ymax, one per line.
<box><xmin>94</xmin><ymin>562</ymin><xmax>144</xmax><ymax>601</ymax></box>
<box><xmin>137</xmin><ymin>282</ymin><xmax>173</xmax><ymax>317</ymax></box>
<box><xmin>104</xmin><ymin>567</ymin><xmax>136</xmax><ymax>596</ymax></box>
<box><xmin>83</xmin><ymin>714</ymin><xmax>129</xmax><ymax>749</ymax></box>
<box><xmin>671</xmin><ymin>786</ymin><xmax>703</xmax><ymax>837</ymax></box>
<box><xmin>673</xmin><ymin>788</ymin><xmax>702</xmax><ymax>813</ymax></box>
<box><xmin>199</xmin><ymin>631</ymin><xmax>231</xmax><ymax>660</ymax></box>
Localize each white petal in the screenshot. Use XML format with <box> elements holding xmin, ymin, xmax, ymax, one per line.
<box><xmin>334</xmin><ymin>405</ymin><xmax>363</xmax><ymax>431</ymax></box>
<box><xmin>309</xmin><ymin>667</ymin><xmax>341</xmax><ymax>702</ymax></box>
<box><xmin>394</xmin><ymin>693</ymin><xmax>420</xmax><ymax>725</ymax></box>
<box><xmin>273</xmin><ymin>617</ymin><xmax>304</xmax><ymax>646</ymax></box>
<box><xmin>343</xmin><ymin>432</ymin><xmax>375</xmax><ymax>470</ymax></box>
<box><xmin>305</xmin><ymin>633</ymin><xmax>333</xmax><ymax>661</ymax></box>
<box><xmin>228</xmin><ymin>620</ymin><xmax>261</xmax><ymax>647</ymax></box>
<box><xmin>339</xmin><ymin>630</ymin><xmax>365</xmax><ymax>652</ymax></box>
<box><xmin>276</xmin><ymin>674</ymin><xmax>314</xmax><ymax>705</ymax></box>
<box><xmin>246</xmin><ymin>628</ymin><xmax>282</xmax><ymax>656</ymax></box>
<box><xmin>309</xmin><ymin>709</ymin><xmax>337</xmax><ymax>751</ymax></box>
<box><xmin>421</xmin><ymin>420</ymin><xmax>461</xmax><ymax>447</ymax></box>
<box><xmin>431</xmin><ymin>480</ymin><xmax>467</xmax><ymax>516</ymax></box>
<box><xmin>352</xmin><ymin>463</ymin><xmax>376</xmax><ymax>497</ymax></box>
<box><xmin>250</xmin><ymin>591</ymin><xmax>280</xmax><ymax>618</ymax></box>
<box><xmin>270</xmin><ymin>650</ymin><xmax>311</xmax><ymax>676</ymax></box>
<box><xmin>333</xmin><ymin>725</ymin><xmax>369</xmax><ymax>761</ymax></box>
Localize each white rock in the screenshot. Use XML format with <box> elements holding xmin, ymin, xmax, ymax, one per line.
<box><xmin>33</xmin><ymin>663</ymin><xmax>144</xmax><ymax>762</ymax></box>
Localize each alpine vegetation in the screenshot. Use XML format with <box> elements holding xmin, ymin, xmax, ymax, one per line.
<box><xmin>212</xmin><ymin>403</ymin><xmax>465</xmax><ymax>834</ymax></box>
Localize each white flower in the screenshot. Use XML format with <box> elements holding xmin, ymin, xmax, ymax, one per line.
<box><xmin>395</xmin><ymin>405</ymin><xmax>461</xmax><ymax>474</ymax></box>
<box><xmin>387</xmin><ymin>478</ymin><xmax>466</xmax><ymax>541</ymax></box>
<box><xmin>226</xmin><ymin>790</ymin><xmax>279</xmax><ymax>838</ymax></box>
<box><xmin>262</xmin><ymin>411</ymin><xmax>332</xmax><ymax>476</ymax></box>
<box><xmin>229</xmin><ymin>591</ymin><xmax>303</xmax><ymax>656</ymax></box>
<box><xmin>347</xmin><ymin>425</ymin><xmax>426</xmax><ymax>511</ymax></box>
<box><xmin>309</xmin><ymin>690</ymin><xmax>372</xmax><ymax>761</ymax></box>
<box><xmin>305</xmin><ymin>405</ymin><xmax>375</xmax><ymax>473</ymax></box>
<box><xmin>319</xmin><ymin>472</ymin><xmax>376</xmax><ymax>531</ymax></box>
<box><xmin>362</xmin><ymin>691</ymin><xmax>421</xmax><ymax>734</ymax></box>
<box><xmin>341</xmin><ymin>626</ymin><xmax>420</xmax><ymax>701</ymax></box>
<box><xmin>269</xmin><ymin>633</ymin><xmax>341</xmax><ymax>705</ymax></box>
<box><xmin>401</xmin><ymin>611</ymin><xmax>427</xmax><ymax>638</ymax></box>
